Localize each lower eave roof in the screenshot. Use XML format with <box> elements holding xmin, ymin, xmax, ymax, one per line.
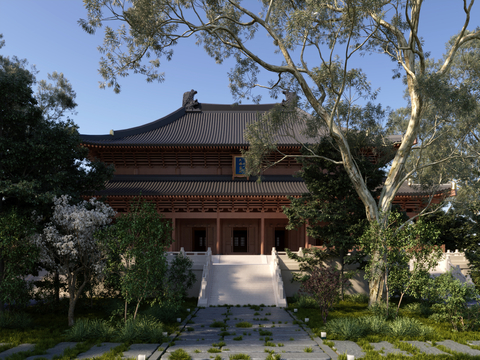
<box><xmin>96</xmin><ymin>175</ymin><xmax>307</xmax><ymax>197</ymax></box>
<box><xmin>93</xmin><ymin>175</ymin><xmax>454</xmax><ymax>198</ymax></box>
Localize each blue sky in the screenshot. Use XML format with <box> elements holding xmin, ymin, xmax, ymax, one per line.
<box><xmin>1</xmin><ymin>1</ymin><xmax>478</xmax><ymax>136</ymax></box>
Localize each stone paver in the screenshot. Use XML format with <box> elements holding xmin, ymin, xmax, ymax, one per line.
<box><xmin>436</xmin><ymin>340</ymin><xmax>480</xmax><ymax>356</ymax></box>
<box><xmin>402</xmin><ymin>341</ymin><xmax>449</xmax><ymax>356</ymax></box>
<box><xmin>0</xmin><ymin>344</ymin><xmax>35</xmax><ymax>359</ymax></box>
<box><xmin>371</xmin><ymin>341</ymin><xmax>411</xmax><ymax>357</ymax></box>
<box><xmin>332</xmin><ymin>340</ymin><xmax>365</xmax><ymax>358</ymax></box>
<box><xmin>468</xmin><ymin>340</ymin><xmax>480</xmax><ymax>346</ymax></box>
<box><xmin>25</xmin><ymin>342</ymin><xmax>78</xmax><ymax>360</ymax></box>
<box><xmin>76</xmin><ymin>342</ymin><xmax>122</xmax><ymax>359</ymax></box>
<box><xmin>162</xmin><ymin>307</ymin><xmax>331</xmax><ymax>359</ymax></box>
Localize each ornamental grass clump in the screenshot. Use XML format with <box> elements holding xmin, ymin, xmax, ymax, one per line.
<box><xmin>326</xmin><ymin>317</ymin><xmax>367</xmax><ymax>340</ymax></box>
<box><xmin>326</xmin><ymin>316</ymin><xmax>434</xmax><ymax>340</ymax></box>
<box><xmin>168</xmin><ymin>349</ymin><xmax>191</xmax><ymax>360</ymax></box>
<box><xmin>64</xmin><ymin>318</ymin><xmax>115</xmax><ymax>341</ymax></box>
<box><xmin>387</xmin><ymin>317</ymin><xmax>430</xmax><ymax>337</ymax></box>
<box><xmin>0</xmin><ymin>311</ymin><xmax>33</xmax><ymax>330</ymax></box>
<box><xmin>116</xmin><ymin>316</ymin><xmax>164</xmax><ymax>343</ymax></box>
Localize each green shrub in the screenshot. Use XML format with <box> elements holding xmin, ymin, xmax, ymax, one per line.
<box><xmin>64</xmin><ymin>318</ymin><xmax>115</xmax><ymax>341</ymax></box>
<box><xmin>359</xmin><ymin>316</ymin><xmax>388</xmax><ymax>334</ymax></box>
<box><xmin>168</xmin><ymin>349</ymin><xmax>191</xmax><ymax>360</ymax></box>
<box><xmin>403</xmin><ymin>302</ymin><xmax>433</xmax><ymax>316</ymax></box>
<box><xmin>235</xmin><ymin>321</ymin><xmax>253</xmax><ymax>328</ymax></box>
<box><xmin>144</xmin><ymin>302</ymin><xmax>182</xmax><ymax>323</ymax></box>
<box><xmin>387</xmin><ymin>317</ymin><xmax>427</xmax><ymax>337</ymax></box>
<box><xmin>207</xmin><ymin>348</ymin><xmax>221</xmax><ymax>353</ymax></box>
<box><xmin>116</xmin><ymin>316</ymin><xmax>164</xmax><ymax>343</ymax></box>
<box><xmin>259</xmin><ymin>330</ymin><xmax>272</xmax><ymax>336</ymax></box>
<box><xmin>295</xmin><ymin>295</ymin><xmax>318</xmax><ymax>309</ymax></box>
<box><xmin>210</xmin><ymin>320</ymin><xmax>227</xmax><ymax>328</ymax></box>
<box><xmin>0</xmin><ymin>311</ymin><xmax>33</xmax><ymax>330</ymax></box>
<box><xmin>368</xmin><ymin>301</ymin><xmax>398</xmax><ymax>320</ymax></box>
<box><xmin>425</xmin><ymin>272</ymin><xmax>480</xmax><ymax>331</ymax></box>
<box><xmin>265</xmin><ymin>354</ymin><xmax>280</xmax><ymax>360</ymax></box>
<box><xmin>343</xmin><ymin>293</ymin><xmax>369</xmax><ymax>304</ymax></box>
<box><xmin>326</xmin><ymin>317</ymin><xmax>367</xmax><ymax>340</ymax></box>
<box><xmin>229</xmin><ymin>354</ymin><xmax>251</xmax><ymax>360</ymax></box>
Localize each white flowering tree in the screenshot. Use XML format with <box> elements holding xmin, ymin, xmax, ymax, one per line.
<box><xmin>33</xmin><ymin>195</ymin><xmax>115</xmax><ymax>326</ymax></box>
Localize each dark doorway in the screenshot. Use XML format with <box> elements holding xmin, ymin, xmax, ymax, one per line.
<box><xmin>193</xmin><ymin>229</ymin><xmax>207</xmax><ymax>251</ymax></box>
<box><xmin>233</xmin><ymin>229</ymin><xmax>248</xmax><ymax>252</ymax></box>
<box><xmin>275</xmin><ymin>229</ymin><xmax>286</xmax><ymax>251</ymax></box>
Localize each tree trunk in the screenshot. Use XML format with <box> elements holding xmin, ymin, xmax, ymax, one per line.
<box><xmin>54</xmin><ymin>270</ymin><xmax>60</xmax><ymax>306</ymax></box>
<box><xmin>67</xmin><ymin>269</ymin><xmax>88</xmax><ymax>327</ymax></box>
<box><xmin>0</xmin><ymin>257</ymin><xmax>4</xmax><ymax>314</ymax></box>
<box><xmin>368</xmin><ymin>249</ymin><xmax>385</xmax><ymax>306</ymax></box>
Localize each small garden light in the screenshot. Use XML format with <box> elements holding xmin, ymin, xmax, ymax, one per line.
<box><xmin>347</xmin><ymin>355</ymin><xmax>355</xmax><ymax>360</ymax></box>
<box><xmin>304</xmin><ymin>318</ymin><xmax>309</xmax><ymax>323</ymax></box>
<box><xmin>162</xmin><ymin>332</ymin><xmax>168</xmax><ymax>337</ymax></box>
<box><xmin>187</xmin><ymin>308</ymin><xmax>191</xmax><ymax>312</ymax></box>
<box><xmin>177</xmin><ymin>318</ymin><xmax>182</xmax><ymax>322</ymax></box>
<box><xmin>321</xmin><ymin>332</ymin><xmax>326</xmax><ymax>339</ymax></box>
<box><xmin>138</xmin><ymin>355</ymin><xmax>146</xmax><ymax>360</ymax></box>
<box><xmin>294</xmin><ymin>308</ymin><xmax>298</xmax><ymax>312</ymax></box>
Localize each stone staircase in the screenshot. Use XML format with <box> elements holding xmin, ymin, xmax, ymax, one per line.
<box><xmin>207</xmin><ymin>255</ymin><xmax>276</xmax><ymax>306</ymax></box>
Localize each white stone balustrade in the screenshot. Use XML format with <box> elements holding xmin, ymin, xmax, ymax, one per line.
<box><xmin>270</xmin><ymin>248</ymin><xmax>287</xmax><ymax>307</ymax></box>
<box><xmin>197</xmin><ymin>247</ymin><xmax>212</xmax><ymax>306</ymax></box>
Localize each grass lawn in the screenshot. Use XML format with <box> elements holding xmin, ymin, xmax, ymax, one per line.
<box><xmin>0</xmin><ymin>297</ymin><xmax>198</xmax><ymax>360</ymax></box>
<box><xmin>289</xmin><ymin>296</ymin><xmax>480</xmax><ymax>359</ymax></box>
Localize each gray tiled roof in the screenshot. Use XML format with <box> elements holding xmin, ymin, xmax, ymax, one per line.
<box><xmin>80</xmin><ymin>103</ymin><xmax>316</xmax><ymax>147</ymax></box>
<box><xmin>395</xmin><ymin>182</ymin><xmax>453</xmax><ymax>197</ymax></box>
<box><xmin>96</xmin><ymin>175</ymin><xmax>451</xmax><ymax>198</ymax></box>
<box><xmin>96</xmin><ymin>175</ymin><xmax>307</xmax><ymax>196</ymax></box>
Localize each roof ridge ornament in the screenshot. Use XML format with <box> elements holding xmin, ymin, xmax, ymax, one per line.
<box><xmin>183</xmin><ymin>89</ymin><xmax>201</xmax><ymax>111</ymax></box>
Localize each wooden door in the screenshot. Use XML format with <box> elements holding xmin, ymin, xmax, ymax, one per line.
<box><xmin>233</xmin><ymin>229</ymin><xmax>248</xmax><ymax>252</ymax></box>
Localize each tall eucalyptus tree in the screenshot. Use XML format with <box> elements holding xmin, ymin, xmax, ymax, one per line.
<box><xmin>80</xmin><ymin>0</ymin><xmax>480</xmax><ymax>303</ymax></box>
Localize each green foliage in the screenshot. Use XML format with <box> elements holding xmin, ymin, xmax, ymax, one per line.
<box><xmin>168</xmin><ymin>349</ymin><xmax>192</xmax><ymax>360</ymax></box>
<box><xmin>264</xmin><ymin>353</ymin><xmax>280</xmax><ymax>360</ymax></box>
<box><xmin>0</xmin><ymin>311</ymin><xmax>33</xmax><ymax>330</ymax></box>
<box><xmin>116</xmin><ymin>316</ymin><xmax>164</xmax><ymax>343</ymax></box>
<box><xmin>292</xmin><ymin>294</ymin><xmax>318</xmax><ymax>309</ymax></box>
<box><xmin>284</xmin><ymin>134</ymin><xmax>389</xmax><ymax>298</ymax></box>
<box><xmin>97</xmin><ymin>198</ymin><xmax>174</xmax><ymax>321</ymax></box>
<box><xmin>343</xmin><ymin>294</ymin><xmax>369</xmax><ymax>304</ymax></box>
<box><xmin>229</xmin><ymin>354</ymin><xmax>251</xmax><ymax>360</ymax></box>
<box><xmin>210</xmin><ymin>320</ymin><xmax>227</xmax><ymax>328</ymax></box>
<box><xmin>361</xmin><ymin>211</ymin><xmax>442</xmax><ymax>315</ymax></box>
<box><xmin>166</xmin><ymin>253</ymin><xmax>196</xmax><ymax>302</ymax></box>
<box><xmin>326</xmin><ymin>316</ymin><xmax>433</xmax><ymax>340</ymax></box>
<box><xmin>300</xmin><ymin>265</ymin><xmax>349</xmax><ymax>324</ymax></box>
<box><xmin>0</xmin><ymin>209</ymin><xmax>38</xmax><ymax>309</ymax></box>
<box><xmin>0</xmin><ymin>52</ymin><xmax>113</xmax><ymax>218</ymax></box>
<box><xmin>425</xmin><ymin>272</ymin><xmax>480</xmax><ymax>331</ymax></box>
<box><xmin>64</xmin><ymin>315</ymin><xmax>164</xmax><ymax>343</ymax></box>
<box><xmin>142</xmin><ymin>300</ymin><xmax>182</xmax><ymax>324</ymax></box>
<box><xmin>235</xmin><ymin>321</ymin><xmax>253</xmax><ymax>328</ymax></box>
<box><xmin>64</xmin><ymin>318</ymin><xmax>115</xmax><ymax>341</ymax></box>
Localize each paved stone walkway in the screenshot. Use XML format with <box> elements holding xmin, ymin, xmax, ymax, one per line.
<box><xmin>3</xmin><ymin>308</ymin><xmax>480</xmax><ymax>359</ymax></box>
<box><xmin>164</xmin><ymin>307</ymin><xmax>331</xmax><ymax>359</ymax></box>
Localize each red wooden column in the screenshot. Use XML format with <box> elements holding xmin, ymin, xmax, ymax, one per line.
<box><xmin>170</xmin><ymin>217</ymin><xmax>176</xmax><ymax>251</ymax></box>
<box><xmin>216</xmin><ymin>216</ymin><xmax>221</xmax><ymax>255</ymax></box>
<box><xmin>260</xmin><ymin>216</ymin><xmax>265</xmax><ymax>255</ymax></box>
<box><xmin>304</xmin><ymin>223</ymin><xmax>309</xmax><ymax>249</ymax></box>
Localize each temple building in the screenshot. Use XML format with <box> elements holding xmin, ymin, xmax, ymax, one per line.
<box><xmin>80</xmin><ymin>91</ymin><xmax>455</xmax><ymax>255</ymax></box>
